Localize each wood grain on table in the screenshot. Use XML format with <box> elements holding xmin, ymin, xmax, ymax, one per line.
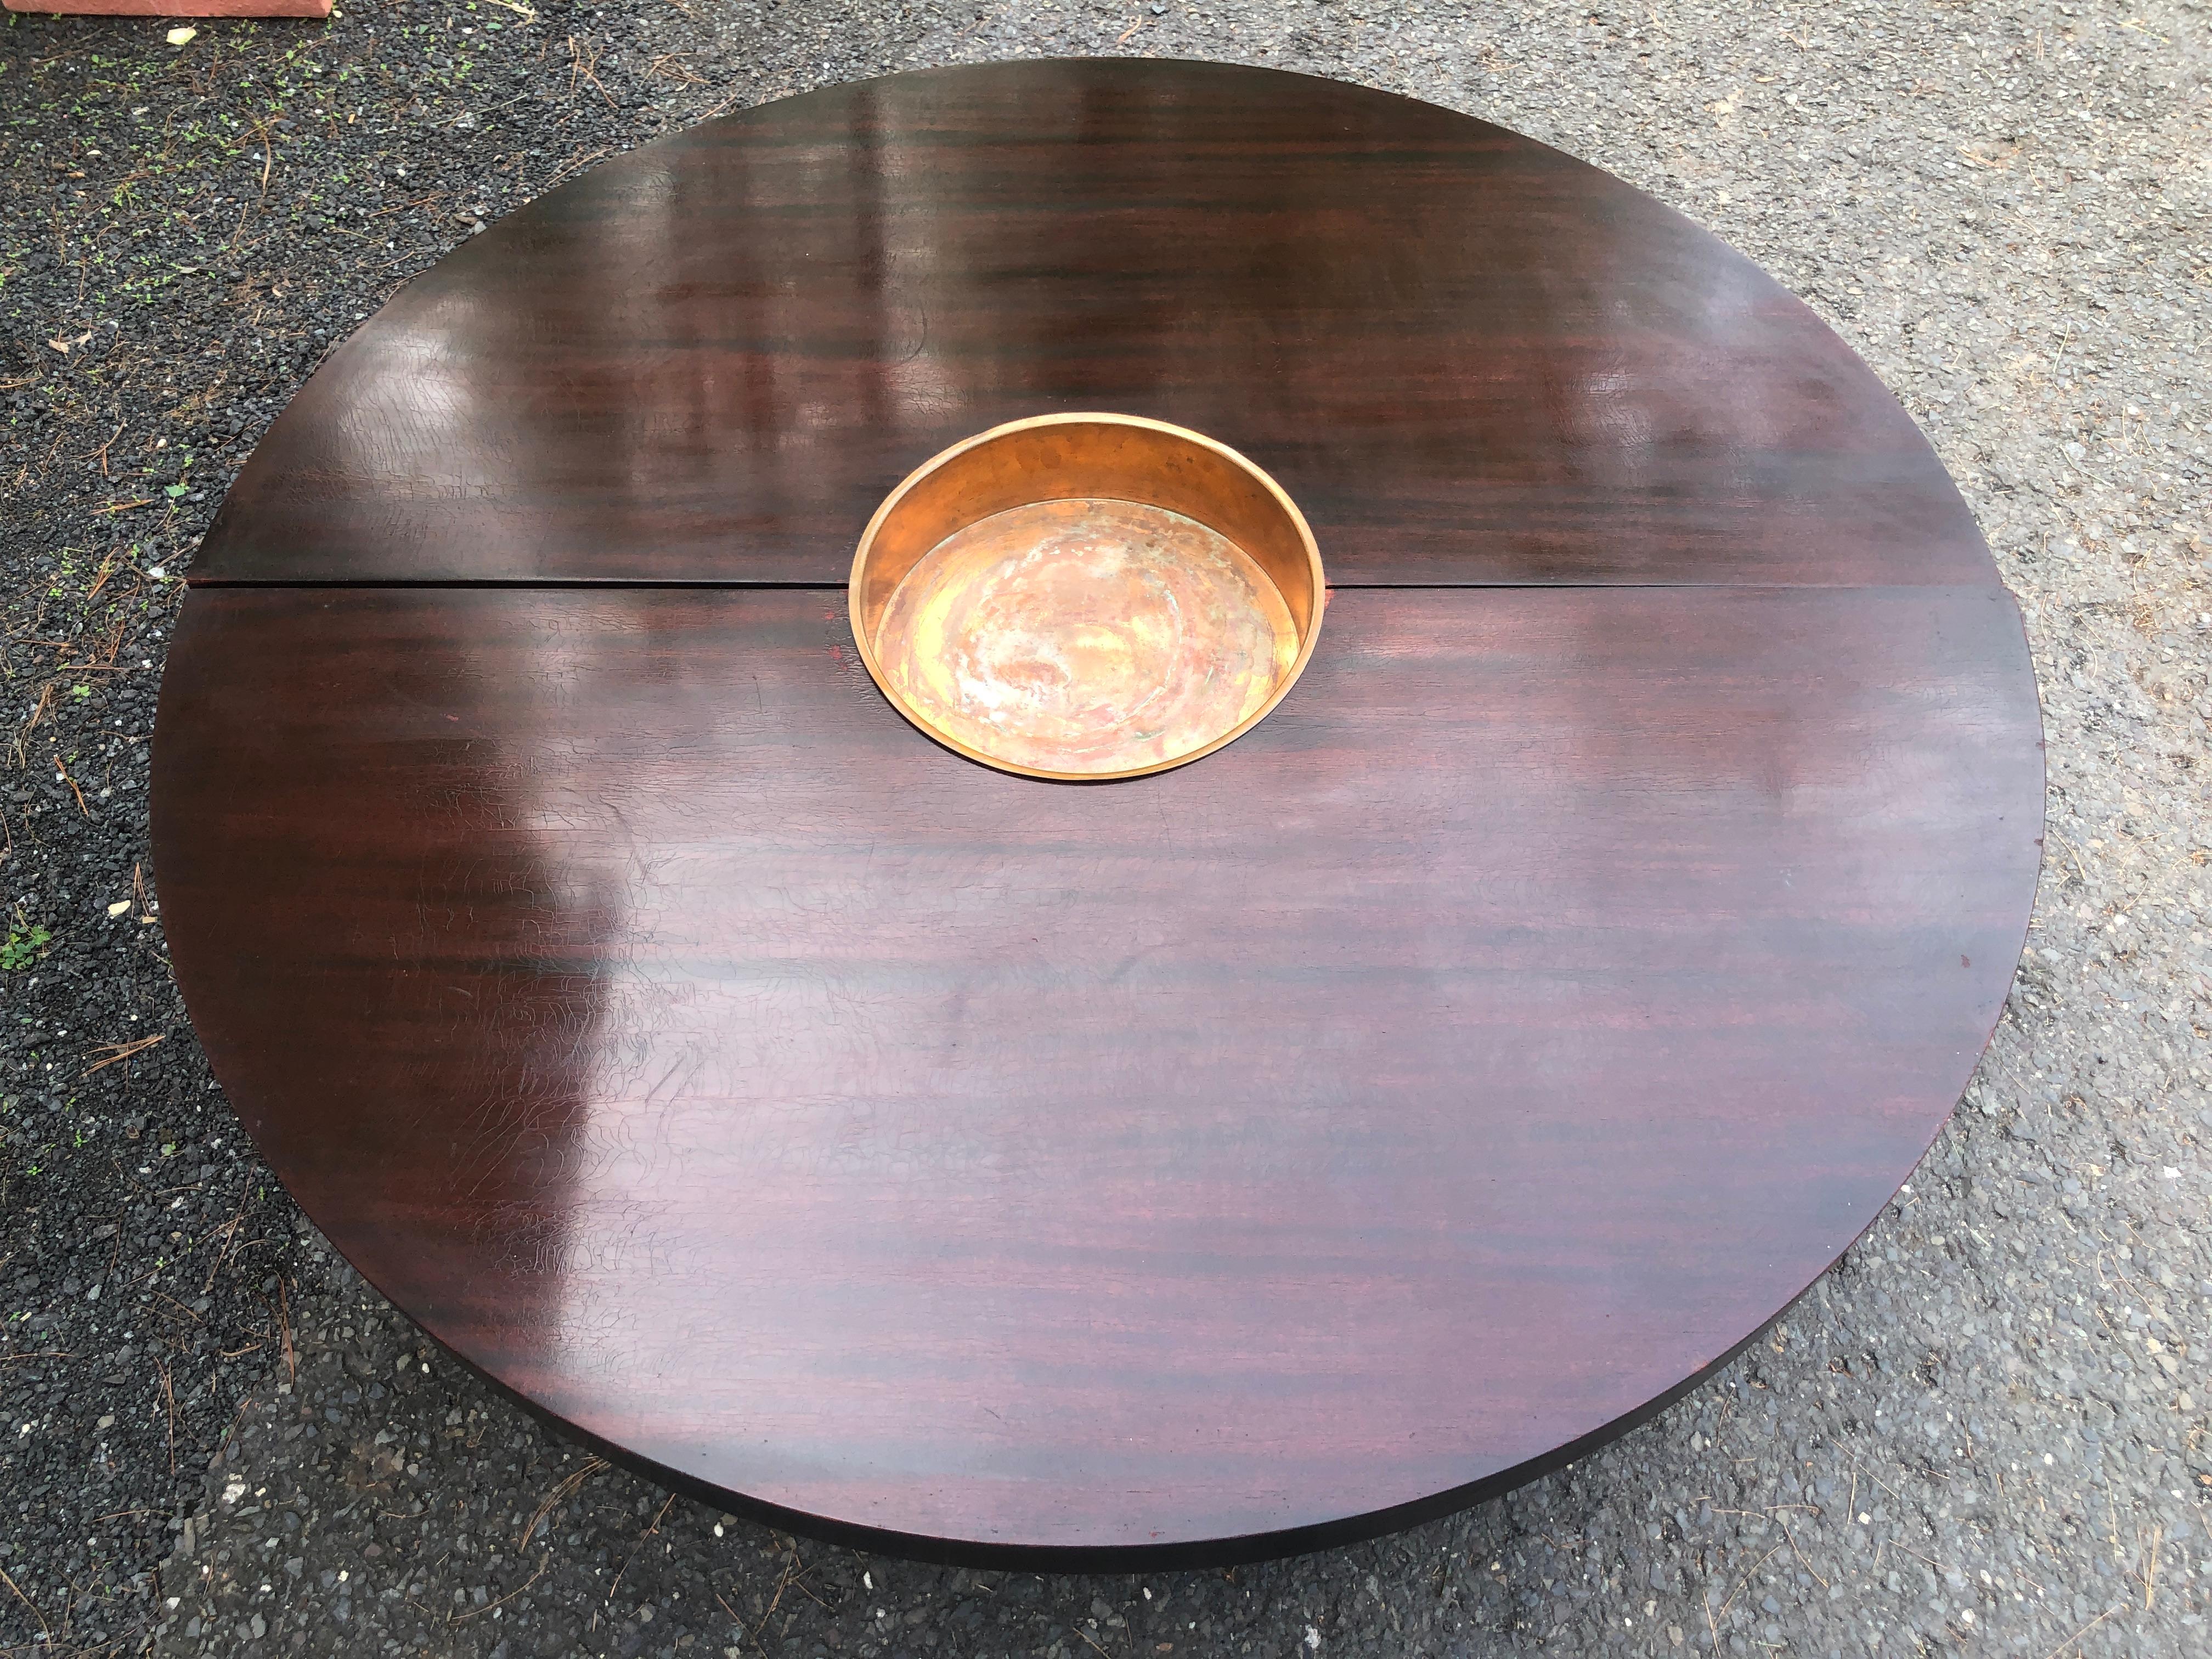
<box><xmin>189</xmin><ymin>60</ymin><xmax>1986</xmax><ymax>591</ymax></box>
<box><xmin>152</xmin><ymin>581</ymin><xmax>2041</xmax><ymax>1560</ymax></box>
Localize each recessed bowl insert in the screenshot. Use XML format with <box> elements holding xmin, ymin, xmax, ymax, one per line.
<box><xmin>849</xmin><ymin>414</ymin><xmax>1325</xmax><ymax>781</ymax></box>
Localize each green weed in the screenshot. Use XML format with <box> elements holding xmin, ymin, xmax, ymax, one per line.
<box><xmin>1</xmin><ymin>924</ymin><xmax>53</xmax><ymax>970</ymax></box>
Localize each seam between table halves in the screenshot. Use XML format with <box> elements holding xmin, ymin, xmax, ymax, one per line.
<box><xmin>178</xmin><ymin>577</ymin><xmax>2018</xmax><ymax>594</ymax></box>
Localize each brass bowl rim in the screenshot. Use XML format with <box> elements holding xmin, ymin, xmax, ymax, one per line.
<box><xmin>847</xmin><ymin>411</ymin><xmax>1327</xmax><ymax>782</ymax></box>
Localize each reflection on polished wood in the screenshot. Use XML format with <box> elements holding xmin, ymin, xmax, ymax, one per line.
<box><xmin>155</xmin><ymin>59</ymin><xmax>2044</xmax><ymax>1568</ymax></box>
<box><xmin>190</xmin><ymin>60</ymin><xmax>1986</xmax><ymax>589</ymax></box>
<box><xmin>154</xmin><ymin>584</ymin><xmax>2041</xmax><ymax>1564</ymax></box>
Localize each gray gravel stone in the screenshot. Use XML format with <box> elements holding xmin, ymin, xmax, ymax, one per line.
<box><xmin>3</xmin><ymin>1</ymin><xmax>2205</xmax><ymax>1655</ymax></box>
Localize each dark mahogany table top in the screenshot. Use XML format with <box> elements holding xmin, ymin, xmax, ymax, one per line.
<box><xmin>153</xmin><ymin>60</ymin><xmax>2043</xmax><ymax>1567</ymax></box>
<box><xmin>195</xmin><ymin>58</ymin><xmax>1989</xmax><ymax>592</ymax></box>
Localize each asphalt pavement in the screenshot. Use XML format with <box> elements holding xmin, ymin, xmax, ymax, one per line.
<box><xmin>2</xmin><ymin>3</ymin><xmax>2206</xmax><ymax>1656</ymax></box>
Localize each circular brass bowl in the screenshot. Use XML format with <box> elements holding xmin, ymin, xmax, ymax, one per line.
<box><xmin>849</xmin><ymin>414</ymin><xmax>1325</xmax><ymax>781</ymax></box>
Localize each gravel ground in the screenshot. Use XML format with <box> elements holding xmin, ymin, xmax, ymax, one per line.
<box><xmin>3</xmin><ymin>1</ymin><xmax>2208</xmax><ymax>1655</ymax></box>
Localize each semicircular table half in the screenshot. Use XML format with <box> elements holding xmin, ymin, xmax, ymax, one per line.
<box><xmin>151</xmin><ymin>59</ymin><xmax>2045</xmax><ymax>1568</ymax></box>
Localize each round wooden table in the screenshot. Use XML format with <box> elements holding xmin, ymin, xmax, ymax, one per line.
<box><xmin>152</xmin><ymin>60</ymin><xmax>2044</xmax><ymax>1567</ymax></box>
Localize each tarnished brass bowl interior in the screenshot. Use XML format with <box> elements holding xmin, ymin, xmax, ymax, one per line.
<box><xmin>849</xmin><ymin>414</ymin><xmax>1325</xmax><ymax>781</ymax></box>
